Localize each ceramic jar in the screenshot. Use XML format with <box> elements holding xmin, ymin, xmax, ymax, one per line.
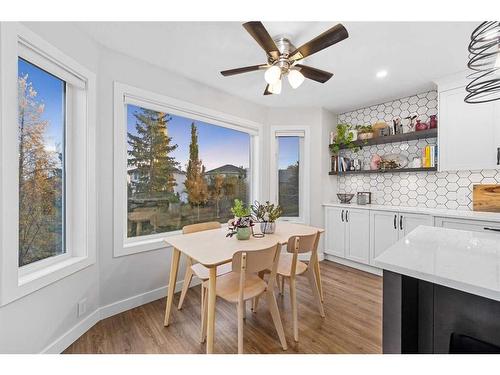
<box><xmin>236</xmin><ymin>227</ymin><xmax>251</xmax><ymax>240</ymax></box>
<box><xmin>429</xmin><ymin>115</ymin><xmax>438</xmax><ymax>129</ymax></box>
<box><xmin>260</xmin><ymin>221</ymin><xmax>276</xmax><ymax>234</ymax></box>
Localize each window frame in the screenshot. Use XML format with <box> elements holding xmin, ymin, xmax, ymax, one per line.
<box><xmin>0</xmin><ymin>23</ymin><xmax>97</xmax><ymax>305</ymax></box>
<box><xmin>113</xmin><ymin>82</ymin><xmax>263</xmax><ymax>257</ymax></box>
<box><xmin>269</xmin><ymin>126</ymin><xmax>310</xmax><ymax>224</ymax></box>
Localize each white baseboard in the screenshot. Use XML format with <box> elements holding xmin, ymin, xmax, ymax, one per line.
<box><xmin>40</xmin><ymin>279</ymin><xmax>191</xmax><ymax>354</ymax></box>
<box><xmin>324</xmin><ymin>254</ymin><xmax>382</xmax><ymax>276</ymax></box>
<box><xmin>41</xmin><ymin>309</ymin><xmax>100</xmax><ymax>354</ymax></box>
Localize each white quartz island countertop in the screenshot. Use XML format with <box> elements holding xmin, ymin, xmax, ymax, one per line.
<box><xmin>373</xmin><ymin>226</ymin><xmax>500</xmax><ymax>302</ymax></box>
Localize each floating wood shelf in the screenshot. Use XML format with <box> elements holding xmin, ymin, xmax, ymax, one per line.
<box><xmin>329</xmin><ymin>167</ymin><xmax>438</xmax><ymax>176</ymax></box>
<box><xmin>333</xmin><ymin>128</ymin><xmax>437</xmax><ymax>150</ymax></box>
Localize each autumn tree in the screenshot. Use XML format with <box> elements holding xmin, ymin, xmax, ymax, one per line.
<box><xmin>127</xmin><ymin>109</ymin><xmax>179</xmax><ymax>197</ymax></box>
<box><xmin>18</xmin><ymin>74</ymin><xmax>62</xmax><ymax>266</ymax></box>
<box><xmin>184</xmin><ymin>123</ymin><xmax>208</xmax><ymax>220</ymax></box>
<box><xmin>209</xmin><ymin>174</ymin><xmax>225</xmax><ymax>218</ymax></box>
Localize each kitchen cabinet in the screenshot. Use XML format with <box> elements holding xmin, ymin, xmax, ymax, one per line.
<box><xmin>437</xmin><ymin>75</ymin><xmax>500</xmax><ymax>171</ymax></box>
<box><xmin>370</xmin><ymin>210</ymin><xmax>433</xmax><ymax>264</ymax></box>
<box><xmin>324</xmin><ymin>206</ymin><xmax>370</xmax><ymax>264</ymax></box>
<box><xmin>435</xmin><ymin>217</ymin><xmax>500</xmax><ymax>234</ymax></box>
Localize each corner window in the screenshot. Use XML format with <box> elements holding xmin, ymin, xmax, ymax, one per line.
<box><xmin>114</xmin><ymin>83</ymin><xmax>262</xmax><ymax>256</ymax></box>
<box><xmin>17</xmin><ymin>58</ymin><xmax>66</xmax><ymax>267</ymax></box>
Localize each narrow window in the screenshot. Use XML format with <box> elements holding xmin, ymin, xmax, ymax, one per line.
<box><xmin>18</xmin><ymin>58</ymin><xmax>66</xmax><ymax>267</ymax></box>
<box><xmin>277</xmin><ymin>136</ymin><xmax>300</xmax><ymax>217</ymax></box>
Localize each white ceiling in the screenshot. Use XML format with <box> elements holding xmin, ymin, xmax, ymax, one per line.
<box><xmin>76</xmin><ymin>21</ymin><xmax>476</xmax><ymax>113</ymax></box>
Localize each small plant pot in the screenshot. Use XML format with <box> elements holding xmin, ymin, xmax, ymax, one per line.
<box><xmin>260</xmin><ymin>221</ymin><xmax>276</xmax><ymax>234</ymax></box>
<box><xmin>236</xmin><ymin>227</ymin><xmax>251</xmax><ymax>240</ymax></box>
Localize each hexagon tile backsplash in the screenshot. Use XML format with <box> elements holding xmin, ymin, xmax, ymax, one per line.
<box><xmin>336</xmin><ymin>91</ymin><xmax>500</xmax><ymax>211</ymax></box>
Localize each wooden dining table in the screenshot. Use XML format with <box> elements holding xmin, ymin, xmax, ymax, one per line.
<box><xmin>163</xmin><ymin>221</ymin><xmax>324</xmax><ymax>354</ymax></box>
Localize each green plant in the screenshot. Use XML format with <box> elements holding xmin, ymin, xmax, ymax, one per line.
<box><xmin>356</xmin><ymin>125</ymin><xmax>373</xmax><ymax>134</ymax></box>
<box><xmin>230</xmin><ymin>199</ymin><xmax>251</xmax><ymax>218</ymax></box>
<box><xmin>329</xmin><ymin>124</ymin><xmax>359</xmax><ymax>155</ymax></box>
<box><xmin>251</xmin><ymin>201</ymin><xmax>283</xmax><ymax>222</ymax></box>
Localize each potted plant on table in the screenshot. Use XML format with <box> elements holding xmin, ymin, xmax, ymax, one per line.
<box><xmin>229</xmin><ymin>199</ymin><xmax>254</xmax><ymax>240</ymax></box>
<box><xmin>251</xmin><ymin>201</ymin><xmax>283</xmax><ymax>234</ymax></box>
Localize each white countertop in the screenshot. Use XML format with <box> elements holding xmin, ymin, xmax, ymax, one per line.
<box><xmin>322</xmin><ymin>202</ymin><xmax>500</xmax><ymax>222</ymax></box>
<box><xmin>373</xmin><ymin>226</ymin><xmax>500</xmax><ymax>301</ymax></box>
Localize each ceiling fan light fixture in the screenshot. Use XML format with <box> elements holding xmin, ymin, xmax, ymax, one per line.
<box><xmin>268</xmin><ymin>79</ymin><xmax>282</xmax><ymax>94</ymax></box>
<box><xmin>288</xmin><ymin>69</ymin><xmax>305</xmax><ymax>89</ymax></box>
<box><xmin>264</xmin><ymin>65</ymin><xmax>281</xmax><ymax>84</ymax></box>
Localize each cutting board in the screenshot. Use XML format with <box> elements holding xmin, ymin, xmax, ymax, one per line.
<box><xmin>473</xmin><ymin>184</ymin><xmax>500</xmax><ymax>212</ymax></box>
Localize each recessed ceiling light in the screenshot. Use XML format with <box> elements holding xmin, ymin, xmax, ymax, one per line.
<box><xmin>376</xmin><ymin>70</ymin><xmax>388</xmax><ymax>78</ymax></box>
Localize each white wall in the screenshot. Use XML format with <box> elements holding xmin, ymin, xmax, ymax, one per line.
<box><xmin>0</xmin><ymin>22</ymin><xmax>101</xmax><ymax>354</ymax></box>
<box><xmin>0</xmin><ymin>22</ymin><xmax>334</xmax><ymax>353</ymax></box>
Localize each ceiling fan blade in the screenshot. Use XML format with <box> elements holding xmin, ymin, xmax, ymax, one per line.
<box><xmin>263</xmin><ymin>84</ymin><xmax>273</xmax><ymax>95</ymax></box>
<box><xmin>220</xmin><ymin>64</ymin><xmax>267</xmax><ymax>76</ymax></box>
<box><xmin>243</xmin><ymin>22</ymin><xmax>280</xmax><ymax>60</ymax></box>
<box><xmin>296</xmin><ymin>64</ymin><xmax>333</xmax><ymax>83</ymax></box>
<box><xmin>289</xmin><ymin>24</ymin><xmax>348</xmax><ymax>61</ymax></box>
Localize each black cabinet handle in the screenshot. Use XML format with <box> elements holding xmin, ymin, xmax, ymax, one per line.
<box><xmin>393</xmin><ymin>214</ymin><xmax>397</xmax><ymax>230</ymax></box>
<box><xmin>400</xmin><ymin>215</ymin><xmax>403</xmax><ymax>231</ymax></box>
<box><xmin>497</xmin><ymin>147</ymin><xmax>500</xmax><ymax>165</ymax></box>
<box><xmin>341</xmin><ymin>210</ymin><xmax>344</xmax><ymax>222</ymax></box>
<box><xmin>484</xmin><ymin>227</ymin><xmax>500</xmax><ymax>232</ymax></box>
<box><xmin>346</xmin><ymin>210</ymin><xmax>349</xmax><ymax>223</ymax></box>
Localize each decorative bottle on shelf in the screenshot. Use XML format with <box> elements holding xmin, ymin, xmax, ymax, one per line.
<box><xmin>429</xmin><ymin>115</ymin><xmax>438</xmax><ymax>129</ymax></box>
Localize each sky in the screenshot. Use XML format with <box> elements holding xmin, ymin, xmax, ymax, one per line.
<box><xmin>278</xmin><ymin>136</ymin><xmax>299</xmax><ymax>169</ymax></box>
<box><xmin>18</xmin><ymin>58</ymin><xmax>65</xmax><ymax>160</ymax></box>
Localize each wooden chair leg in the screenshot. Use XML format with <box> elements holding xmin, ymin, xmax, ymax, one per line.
<box><xmin>307</xmin><ymin>269</ymin><xmax>325</xmax><ymax>318</ymax></box>
<box><xmin>252</xmin><ymin>295</ymin><xmax>261</xmax><ymax>312</ymax></box>
<box><xmin>281</xmin><ymin>274</ymin><xmax>285</xmax><ymax>296</ymax></box>
<box><xmin>276</xmin><ymin>274</ymin><xmax>282</xmax><ymax>295</ymax></box>
<box><xmin>178</xmin><ymin>263</ymin><xmax>194</xmax><ymax>310</ymax></box>
<box><xmin>265</xmin><ymin>290</ymin><xmax>288</xmax><ymax>350</ymax></box>
<box><xmin>289</xmin><ymin>276</ymin><xmax>299</xmax><ymax>342</ymax></box>
<box><xmin>314</xmin><ymin>257</ymin><xmax>324</xmax><ymax>302</ymax></box>
<box><xmin>237</xmin><ymin>300</ymin><xmax>245</xmax><ymax>354</ymax></box>
<box><xmin>200</xmin><ymin>285</ymin><xmax>207</xmax><ymax>343</ymax></box>
<box><xmin>243</xmin><ymin>300</ymin><xmax>247</xmax><ymax>320</ymax></box>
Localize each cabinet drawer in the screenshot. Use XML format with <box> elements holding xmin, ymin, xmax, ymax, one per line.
<box><xmin>435</xmin><ymin>217</ymin><xmax>500</xmax><ymax>233</ymax></box>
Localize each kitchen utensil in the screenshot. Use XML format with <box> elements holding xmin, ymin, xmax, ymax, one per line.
<box><xmin>337</xmin><ymin>193</ymin><xmax>354</xmax><ymax>204</ymax></box>
<box><xmin>473</xmin><ymin>184</ymin><xmax>500</xmax><ymax>212</ymax></box>
<box><xmin>357</xmin><ymin>192</ymin><xmax>372</xmax><ymax>205</ymax></box>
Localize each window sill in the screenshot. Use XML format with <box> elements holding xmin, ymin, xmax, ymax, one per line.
<box><xmin>18</xmin><ymin>255</ymin><xmax>90</xmax><ymax>286</ymax></box>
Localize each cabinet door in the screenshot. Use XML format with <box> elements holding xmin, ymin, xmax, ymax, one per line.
<box><xmin>435</xmin><ymin>217</ymin><xmax>500</xmax><ymax>233</ymax></box>
<box><xmin>439</xmin><ymin>86</ymin><xmax>499</xmax><ymax>171</ymax></box>
<box><xmin>370</xmin><ymin>210</ymin><xmax>399</xmax><ymax>264</ymax></box>
<box><xmin>345</xmin><ymin>209</ymin><xmax>370</xmax><ymax>264</ymax></box>
<box><xmin>324</xmin><ymin>207</ymin><xmax>346</xmax><ymax>257</ymax></box>
<box><xmin>399</xmin><ymin>213</ymin><xmax>433</xmax><ymax>238</ymax></box>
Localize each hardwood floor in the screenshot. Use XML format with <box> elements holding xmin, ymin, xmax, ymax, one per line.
<box><xmin>64</xmin><ymin>261</ymin><xmax>382</xmax><ymax>354</ymax></box>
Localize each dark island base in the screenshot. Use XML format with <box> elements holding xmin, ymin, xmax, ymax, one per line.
<box><xmin>383</xmin><ymin>270</ymin><xmax>500</xmax><ymax>354</ymax></box>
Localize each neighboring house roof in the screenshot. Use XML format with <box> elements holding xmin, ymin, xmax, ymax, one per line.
<box><xmin>205</xmin><ymin>164</ymin><xmax>245</xmax><ymax>175</ymax></box>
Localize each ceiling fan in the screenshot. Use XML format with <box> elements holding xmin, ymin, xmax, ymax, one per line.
<box><xmin>220</xmin><ymin>22</ymin><xmax>349</xmax><ymax>95</ymax></box>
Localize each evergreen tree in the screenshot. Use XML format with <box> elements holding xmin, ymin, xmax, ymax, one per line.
<box><xmin>127</xmin><ymin>109</ymin><xmax>179</xmax><ymax>196</ymax></box>
<box><xmin>184</xmin><ymin>123</ymin><xmax>208</xmax><ymax>219</ymax></box>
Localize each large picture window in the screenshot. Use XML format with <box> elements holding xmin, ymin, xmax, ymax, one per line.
<box><xmin>126</xmin><ymin>104</ymin><xmax>251</xmax><ymax>237</ymax></box>
<box><xmin>17</xmin><ymin>58</ymin><xmax>66</xmax><ymax>267</ymax></box>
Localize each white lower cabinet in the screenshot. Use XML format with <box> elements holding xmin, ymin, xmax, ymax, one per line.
<box><xmin>324</xmin><ymin>207</ymin><xmax>370</xmax><ymax>264</ymax></box>
<box><xmin>435</xmin><ymin>217</ymin><xmax>500</xmax><ymax>233</ymax></box>
<box><xmin>370</xmin><ymin>211</ymin><xmax>433</xmax><ymax>264</ymax></box>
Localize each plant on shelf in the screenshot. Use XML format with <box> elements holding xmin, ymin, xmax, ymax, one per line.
<box><xmin>228</xmin><ymin>199</ymin><xmax>254</xmax><ymax>240</ymax></box>
<box><xmin>251</xmin><ymin>200</ymin><xmax>283</xmax><ymax>234</ymax></box>
<box><xmin>329</xmin><ymin>124</ymin><xmax>360</xmax><ymax>155</ymax></box>
<box><xmin>356</xmin><ymin>125</ymin><xmax>374</xmax><ymax>141</ymax></box>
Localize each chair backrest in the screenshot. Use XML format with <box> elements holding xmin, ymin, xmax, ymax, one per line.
<box><xmin>232</xmin><ymin>243</ymin><xmax>281</xmax><ymax>302</ymax></box>
<box><xmin>182</xmin><ymin>221</ymin><xmax>221</xmax><ymax>235</ymax></box>
<box><xmin>231</xmin><ymin>243</ymin><xmax>280</xmax><ymax>274</ymax></box>
<box><xmin>286</xmin><ymin>231</ymin><xmax>320</xmax><ymax>255</ymax></box>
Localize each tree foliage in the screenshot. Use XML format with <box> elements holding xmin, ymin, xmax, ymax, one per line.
<box><xmin>18</xmin><ymin>74</ymin><xmax>62</xmax><ymax>266</ymax></box>
<box><xmin>184</xmin><ymin>123</ymin><xmax>208</xmax><ymax>219</ymax></box>
<box><xmin>127</xmin><ymin>109</ymin><xmax>179</xmax><ymax>195</ymax></box>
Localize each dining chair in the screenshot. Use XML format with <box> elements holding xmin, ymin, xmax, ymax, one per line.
<box><xmin>201</xmin><ymin>242</ymin><xmax>288</xmax><ymax>354</ymax></box>
<box><xmin>175</xmin><ymin>221</ymin><xmax>232</xmax><ymax>341</ymax></box>
<box><xmin>253</xmin><ymin>231</ymin><xmax>325</xmax><ymax>342</ymax></box>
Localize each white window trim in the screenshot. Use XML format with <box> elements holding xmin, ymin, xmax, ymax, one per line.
<box><xmin>113</xmin><ymin>82</ymin><xmax>263</xmax><ymax>257</ymax></box>
<box><xmin>0</xmin><ymin>23</ymin><xmax>97</xmax><ymax>306</ymax></box>
<box><xmin>269</xmin><ymin>125</ymin><xmax>310</xmax><ymax>225</ymax></box>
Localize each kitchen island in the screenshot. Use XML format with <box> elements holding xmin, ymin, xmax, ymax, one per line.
<box><xmin>373</xmin><ymin>226</ymin><xmax>500</xmax><ymax>354</ymax></box>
